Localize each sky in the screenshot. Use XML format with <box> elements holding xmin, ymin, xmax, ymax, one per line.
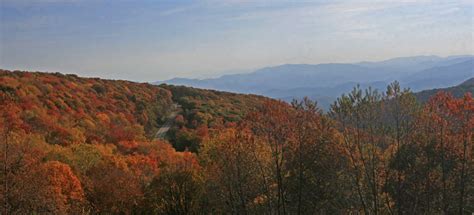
<box><xmin>0</xmin><ymin>0</ymin><xmax>472</xmax><ymax>82</ymax></box>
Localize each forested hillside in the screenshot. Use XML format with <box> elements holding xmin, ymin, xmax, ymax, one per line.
<box><xmin>0</xmin><ymin>70</ymin><xmax>175</xmax><ymax>144</ymax></box>
<box><xmin>415</xmin><ymin>77</ymin><xmax>474</xmax><ymax>102</ymax></box>
<box><xmin>0</xmin><ymin>70</ymin><xmax>267</xmax><ymax>214</ymax></box>
<box><xmin>1</xmin><ymin>70</ymin><xmax>472</xmax><ymax>214</ymax></box>
<box><xmin>160</xmin><ymin>84</ymin><xmax>269</xmax><ymax>151</ymax></box>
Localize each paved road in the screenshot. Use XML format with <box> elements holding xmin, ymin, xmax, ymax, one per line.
<box><xmin>155</xmin><ymin>104</ymin><xmax>179</xmax><ymax>139</ymax></box>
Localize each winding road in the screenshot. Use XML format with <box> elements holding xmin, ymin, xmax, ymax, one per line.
<box><xmin>154</xmin><ymin>104</ymin><xmax>180</xmax><ymax>140</ymax></box>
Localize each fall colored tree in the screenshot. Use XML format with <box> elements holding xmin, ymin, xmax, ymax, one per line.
<box><xmin>330</xmin><ymin>86</ymin><xmax>389</xmax><ymax>214</ymax></box>
<box><xmin>287</xmin><ymin>98</ymin><xmax>350</xmax><ymax>214</ymax></box>
<box><xmin>381</xmin><ymin>82</ymin><xmax>424</xmax><ymax>214</ymax></box>
<box><xmin>143</xmin><ymin>152</ymin><xmax>203</xmax><ymax>214</ymax></box>
<box><xmin>200</xmin><ymin>127</ymin><xmax>273</xmax><ymax>214</ymax></box>
<box><xmin>415</xmin><ymin>92</ymin><xmax>473</xmax><ymax>214</ymax></box>
<box><xmin>246</xmin><ymin>100</ymin><xmax>297</xmax><ymax>214</ymax></box>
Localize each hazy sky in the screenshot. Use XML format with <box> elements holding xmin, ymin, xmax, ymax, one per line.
<box><xmin>1</xmin><ymin>0</ymin><xmax>472</xmax><ymax>82</ymax></box>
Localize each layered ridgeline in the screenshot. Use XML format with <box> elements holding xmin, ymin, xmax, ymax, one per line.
<box><xmin>157</xmin><ymin>55</ymin><xmax>473</xmax><ymax>109</ymax></box>
<box><xmin>1</xmin><ymin>70</ymin><xmax>472</xmax><ymax>214</ymax></box>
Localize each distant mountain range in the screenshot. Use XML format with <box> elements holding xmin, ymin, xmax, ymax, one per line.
<box><xmin>155</xmin><ymin>55</ymin><xmax>474</xmax><ymax>109</ymax></box>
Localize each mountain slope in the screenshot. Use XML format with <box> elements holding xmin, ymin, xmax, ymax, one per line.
<box><xmin>1</xmin><ymin>70</ymin><xmax>176</xmax><ymax>145</ymax></box>
<box><xmin>414</xmin><ymin>77</ymin><xmax>474</xmax><ymax>102</ymax></box>
<box><xmin>161</xmin><ymin>84</ymin><xmax>268</xmax><ymax>125</ymax></box>
<box><xmin>0</xmin><ymin>70</ymin><xmax>268</xmax><ymax>147</ymax></box>
<box><xmin>403</xmin><ymin>59</ymin><xmax>473</xmax><ymax>91</ymax></box>
<box><xmin>1</xmin><ymin>70</ymin><xmax>248</xmax><ymax>213</ymax></box>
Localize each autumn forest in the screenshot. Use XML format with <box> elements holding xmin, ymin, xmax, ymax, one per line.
<box><xmin>0</xmin><ymin>70</ymin><xmax>472</xmax><ymax>214</ymax></box>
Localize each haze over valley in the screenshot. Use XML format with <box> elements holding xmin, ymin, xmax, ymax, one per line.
<box><xmin>158</xmin><ymin>54</ymin><xmax>474</xmax><ymax>108</ymax></box>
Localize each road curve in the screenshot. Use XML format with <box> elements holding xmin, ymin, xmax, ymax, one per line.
<box><xmin>154</xmin><ymin>104</ymin><xmax>179</xmax><ymax>140</ymax></box>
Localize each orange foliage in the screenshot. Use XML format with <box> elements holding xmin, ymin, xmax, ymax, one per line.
<box><xmin>35</xmin><ymin>161</ymin><xmax>85</xmax><ymax>213</ymax></box>
<box><xmin>0</xmin><ymin>70</ymin><xmax>173</xmax><ymax>146</ymax></box>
